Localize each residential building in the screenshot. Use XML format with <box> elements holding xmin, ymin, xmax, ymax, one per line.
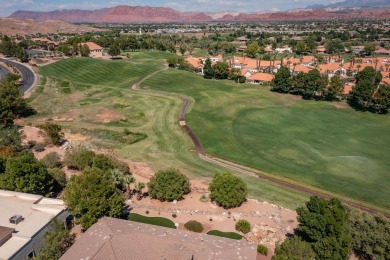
<box><xmin>60</xmin><ymin>217</ymin><xmax>256</xmax><ymax>260</ymax></box>
<box><xmin>246</xmin><ymin>72</ymin><xmax>274</xmax><ymax>84</ymax></box>
<box><xmin>81</xmin><ymin>42</ymin><xmax>104</xmax><ymax>58</ymax></box>
<box><xmin>0</xmin><ymin>190</ymin><xmax>69</xmax><ymax>260</ymax></box>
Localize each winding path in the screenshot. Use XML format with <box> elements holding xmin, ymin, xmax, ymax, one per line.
<box><xmin>132</xmin><ymin>67</ymin><xmax>389</xmax><ymax>218</ymax></box>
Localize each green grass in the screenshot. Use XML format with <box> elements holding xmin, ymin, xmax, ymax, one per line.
<box><xmin>39</xmin><ymin>51</ymin><xmax>173</xmax><ymax>89</ymax></box>
<box><xmin>141</xmin><ymin>69</ymin><xmax>390</xmax><ymax>211</ymax></box>
<box><xmin>206</xmin><ymin>230</ymin><xmax>243</xmax><ymax>240</ymax></box>
<box><xmin>128</xmin><ymin>213</ymin><xmax>176</xmax><ymax>229</ymax></box>
<box><xmin>29</xmin><ymin>52</ymin><xmax>310</xmax><ymax>210</ymax></box>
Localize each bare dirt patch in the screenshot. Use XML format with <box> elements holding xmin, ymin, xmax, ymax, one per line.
<box><xmin>95</xmin><ymin>108</ymin><xmax>122</xmax><ymax>123</ymax></box>
<box><xmin>330</xmin><ymin>102</ymin><xmax>349</xmax><ymax>109</ymax></box>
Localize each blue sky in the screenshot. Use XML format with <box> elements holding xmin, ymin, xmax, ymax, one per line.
<box><xmin>0</xmin><ymin>0</ymin><xmax>343</xmax><ymax>17</ymax></box>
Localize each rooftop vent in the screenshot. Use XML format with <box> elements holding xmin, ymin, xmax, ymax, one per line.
<box><xmin>9</xmin><ymin>215</ymin><xmax>23</xmax><ymax>225</ymax></box>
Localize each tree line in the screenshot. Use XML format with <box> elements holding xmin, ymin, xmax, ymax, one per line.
<box><xmin>272</xmin><ymin>66</ymin><xmax>390</xmax><ymax>113</ymax></box>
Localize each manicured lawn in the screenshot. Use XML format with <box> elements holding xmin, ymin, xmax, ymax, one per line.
<box><xmin>30</xmin><ymin>53</ymin><xmax>311</xmax><ymax>210</ymax></box>
<box><xmin>141</xmin><ymin>69</ymin><xmax>390</xmax><ymax>211</ymax></box>
<box><xmin>206</xmin><ymin>230</ymin><xmax>243</xmax><ymax>240</ymax></box>
<box><xmin>39</xmin><ymin>51</ymin><xmax>172</xmax><ymax>89</ymax></box>
<box><xmin>128</xmin><ymin>213</ymin><xmax>176</xmax><ymax>229</ymax></box>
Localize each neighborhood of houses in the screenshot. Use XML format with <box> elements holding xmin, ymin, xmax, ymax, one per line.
<box><xmin>185</xmin><ymin>52</ymin><xmax>390</xmax><ymax>93</ymax></box>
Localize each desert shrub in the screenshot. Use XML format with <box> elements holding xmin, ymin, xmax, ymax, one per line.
<box><xmin>257</xmin><ymin>244</ymin><xmax>268</xmax><ymax>256</ymax></box>
<box><xmin>145</xmin><ymin>210</ymin><xmax>149</xmax><ymax>214</ymax></box>
<box><xmin>209</xmin><ymin>171</ymin><xmax>247</xmax><ymax>208</ymax></box>
<box><xmin>184</xmin><ymin>220</ymin><xmax>204</xmax><ymax>233</ymax></box>
<box><xmin>200</xmin><ymin>193</ymin><xmax>209</xmax><ymax>202</ymax></box>
<box><xmin>39</xmin><ymin>123</ymin><xmax>63</xmax><ymax>145</ymax></box>
<box><xmin>64</xmin><ymin>147</ymin><xmax>95</xmax><ymax>170</ymax></box>
<box><xmin>147</xmin><ymin>168</ymin><xmax>190</xmax><ymax>201</ymax></box>
<box><xmin>26</xmin><ymin>140</ymin><xmax>37</xmax><ymax>149</ymax></box>
<box><xmin>235</xmin><ymin>219</ymin><xmax>251</xmax><ymax>234</ymax></box>
<box><xmin>238</xmin><ymin>76</ymin><xmax>246</xmax><ymax>83</ymax></box>
<box><xmin>92</xmin><ymin>154</ymin><xmax>130</xmax><ymax>174</ymax></box>
<box><xmin>34</xmin><ymin>142</ymin><xmax>45</xmax><ymax>152</ymax></box>
<box><xmin>41</xmin><ymin>152</ymin><xmax>62</xmax><ymax>168</ymax></box>
<box><xmin>47</xmin><ymin>168</ymin><xmax>67</xmax><ymax>188</ymax></box>
<box><xmin>172</xmin><ymin>213</ymin><xmax>177</xmax><ymax>218</ymax></box>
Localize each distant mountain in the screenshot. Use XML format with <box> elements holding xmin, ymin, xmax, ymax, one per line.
<box><xmin>9</xmin><ymin>6</ymin><xmax>213</xmax><ymax>23</ymax></box>
<box><xmin>0</xmin><ymin>18</ymin><xmax>103</xmax><ymax>36</ymax></box>
<box><xmin>8</xmin><ymin>5</ymin><xmax>390</xmax><ymax>23</ymax></box>
<box><xmin>309</xmin><ymin>0</ymin><xmax>390</xmax><ymax>9</ymax></box>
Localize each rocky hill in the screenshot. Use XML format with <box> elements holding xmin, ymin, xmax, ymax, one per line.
<box><xmin>8</xmin><ymin>5</ymin><xmax>390</xmax><ymax>23</ymax></box>
<box><xmin>0</xmin><ymin>18</ymin><xmax>103</xmax><ymax>36</ymax></box>
<box><xmin>9</xmin><ymin>6</ymin><xmax>213</xmax><ymax>23</ymax></box>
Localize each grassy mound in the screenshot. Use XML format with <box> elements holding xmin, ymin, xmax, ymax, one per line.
<box><xmin>206</xmin><ymin>230</ymin><xmax>243</xmax><ymax>240</ymax></box>
<box><xmin>128</xmin><ymin>213</ymin><xmax>176</xmax><ymax>229</ymax></box>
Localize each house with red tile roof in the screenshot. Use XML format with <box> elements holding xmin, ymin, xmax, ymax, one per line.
<box><xmin>185</xmin><ymin>56</ymin><xmax>204</xmax><ymax>74</ymax></box>
<box><xmin>246</xmin><ymin>72</ymin><xmax>274</xmax><ymax>84</ymax></box>
<box><xmin>80</xmin><ymin>42</ymin><xmax>103</xmax><ymax>58</ymax></box>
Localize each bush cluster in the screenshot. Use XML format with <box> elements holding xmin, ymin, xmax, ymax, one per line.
<box><xmin>235</xmin><ymin>219</ymin><xmax>251</xmax><ymax>234</ymax></box>
<box><xmin>184</xmin><ymin>220</ymin><xmax>204</xmax><ymax>233</ymax></box>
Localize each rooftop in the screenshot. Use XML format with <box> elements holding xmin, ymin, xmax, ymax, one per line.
<box><xmin>61</xmin><ymin>217</ymin><xmax>256</xmax><ymax>260</ymax></box>
<box><xmin>0</xmin><ymin>190</ymin><xmax>66</xmax><ymax>259</ymax></box>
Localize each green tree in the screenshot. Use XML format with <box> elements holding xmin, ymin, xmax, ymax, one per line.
<box><xmin>371</xmin><ymin>84</ymin><xmax>390</xmax><ymax>114</ymax></box>
<box><xmin>229</xmin><ymin>68</ymin><xmax>241</xmax><ymax>83</ymax></box>
<box><xmin>41</xmin><ymin>152</ymin><xmax>62</xmax><ymax>168</ymax></box>
<box><xmin>47</xmin><ymin>168</ymin><xmax>67</xmax><ymax>189</ymax></box>
<box><xmin>203</xmin><ymin>58</ymin><xmax>214</xmax><ymax>79</ymax></box>
<box><xmin>301</xmin><ymin>69</ymin><xmax>328</xmax><ymax>100</ymax></box>
<box><xmin>272</xmin><ymin>236</ymin><xmax>315</xmax><ymax>260</ymax></box>
<box><xmin>348</xmin><ymin>66</ymin><xmax>383</xmax><ymax>112</ymax></box>
<box><xmin>147</xmin><ymin>168</ymin><xmax>190</xmax><ymax>201</ymax></box>
<box><xmin>39</xmin><ymin>122</ymin><xmax>63</xmax><ymax>145</ymax></box>
<box><xmin>324</xmin><ymin>75</ymin><xmax>344</xmax><ymax>101</ymax></box>
<box><xmin>295</xmin><ymin>42</ymin><xmax>306</xmax><ymax>55</ymax></box>
<box><xmin>245</xmin><ymin>41</ymin><xmax>259</xmax><ymax>58</ymax></box>
<box><xmin>0</xmin><ymin>36</ymin><xmax>16</xmax><ymax>56</ymax></box>
<box><xmin>296</xmin><ymin>196</ymin><xmax>352</xmax><ymax>260</ymax></box>
<box><xmin>80</xmin><ymin>44</ymin><xmax>90</xmax><ymax>57</ymax></box>
<box><xmin>92</xmin><ymin>154</ymin><xmax>130</xmax><ymax>174</ymax></box>
<box><xmin>35</xmin><ymin>219</ymin><xmax>75</xmax><ymax>260</ymax></box>
<box><xmin>0</xmin><ymin>75</ymin><xmax>34</xmax><ymax>126</ymax></box>
<box><xmin>209</xmin><ymin>171</ymin><xmax>248</xmax><ymax>208</ymax></box>
<box><xmin>16</xmin><ymin>46</ymin><xmax>29</xmax><ymax>62</ymax></box>
<box><xmin>179</xmin><ymin>44</ymin><xmax>187</xmax><ymax>56</ymax></box>
<box><xmin>108</xmin><ymin>43</ymin><xmax>120</xmax><ymax>58</ymax></box>
<box><xmin>0</xmin><ymin>126</ymin><xmax>23</xmax><ymax>150</ymax></box>
<box><xmin>0</xmin><ymin>152</ymin><xmax>55</xmax><ymax>196</ymax></box>
<box><xmin>364</xmin><ymin>43</ymin><xmax>375</xmax><ymax>56</ymax></box>
<box><xmin>349</xmin><ymin>210</ymin><xmax>390</xmax><ymax>260</ymax></box>
<box><xmin>64</xmin><ymin>147</ymin><xmax>95</xmax><ymax>170</ymax></box>
<box><xmin>63</xmin><ymin>167</ymin><xmax>124</xmax><ymax>229</ymax></box>
<box><xmin>212</xmin><ymin>62</ymin><xmax>229</xmax><ymax>79</ymax></box>
<box><xmin>272</xmin><ymin>66</ymin><xmax>292</xmax><ymax>93</ymax></box>
<box><xmin>167</xmin><ymin>56</ymin><xmax>178</xmax><ymax>67</ymax></box>
<box><xmin>325</xmin><ymin>39</ymin><xmax>344</xmax><ymax>54</ymax></box>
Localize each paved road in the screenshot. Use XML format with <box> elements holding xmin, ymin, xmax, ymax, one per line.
<box><xmin>0</xmin><ymin>58</ymin><xmax>36</xmax><ymax>93</ymax></box>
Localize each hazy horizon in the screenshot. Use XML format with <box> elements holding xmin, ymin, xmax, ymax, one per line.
<box><xmin>1</xmin><ymin>0</ymin><xmax>345</xmax><ymax>17</ymax></box>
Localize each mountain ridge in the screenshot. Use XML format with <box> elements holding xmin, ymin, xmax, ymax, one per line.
<box><xmin>8</xmin><ymin>5</ymin><xmax>390</xmax><ymax>23</ymax></box>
